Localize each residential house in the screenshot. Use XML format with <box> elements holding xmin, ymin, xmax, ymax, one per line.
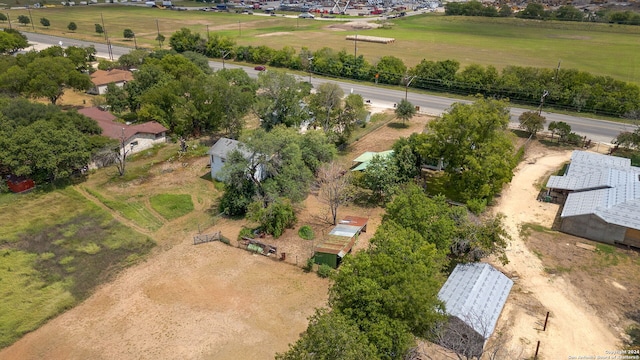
<box><xmin>78</xmin><ymin>107</ymin><xmax>168</xmax><ymax>155</ymax></box>
<box><xmin>207</xmin><ymin>137</ymin><xmax>265</xmax><ymax>182</ymax></box>
<box><xmin>88</xmin><ymin>69</ymin><xmax>134</xmax><ymax>95</ymax></box>
<box><xmin>546</xmin><ymin>150</ymin><xmax>640</xmax><ymax>248</ymax></box>
<box><xmin>437</xmin><ymin>263</ymin><xmax>513</xmax><ymax>358</ymax></box>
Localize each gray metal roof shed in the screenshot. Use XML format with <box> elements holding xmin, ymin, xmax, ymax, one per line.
<box><xmin>207</xmin><ymin>138</ymin><xmax>252</xmax><ymax>160</ymax></box>
<box><xmin>437</xmin><ymin>263</ymin><xmax>513</xmax><ymax>339</ymax></box>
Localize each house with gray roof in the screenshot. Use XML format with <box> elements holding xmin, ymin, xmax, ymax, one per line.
<box><xmin>207</xmin><ymin>138</ymin><xmax>264</xmax><ymax>182</ymax></box>
<box><xmin>436</xmin><ymin>263</ymin><xmax>513</xmax><ymax>358</ymax></box>
<box><xmin>546</xmin><ymin>150</ymin><xmax>640</xmax><ymax>247</ymax></box>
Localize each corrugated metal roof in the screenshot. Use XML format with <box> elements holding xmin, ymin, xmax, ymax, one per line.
<box><xmin>437</xmin><ymin>263</ymin><xmax>513</xmax><ymax>338</ymax></box>
<box><xmin>329</xmin><ymin>224</ymin><xmax>361</xmax><ymax>238</ymax></box>
<box><xmin>553</xmin><ymin>151</ymin><xmax>640</xmax><ymax>229</ymax></box>
<box><xmin>351</xmin><ymin>150</ymin><xmax>394</xmax><ymax>171</ymax></box>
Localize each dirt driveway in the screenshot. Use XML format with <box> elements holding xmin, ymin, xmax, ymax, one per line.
<box><xmin>491</xmin><ymin>143</ymin><xmax>621</xmax><ymax>358</ymax></box>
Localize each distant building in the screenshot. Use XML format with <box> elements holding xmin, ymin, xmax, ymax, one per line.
<box><xmin>437</xmin><ymin>263</ymin><xmax>513</xmax><ymax>358</ymax></box>
<box><xmin>88</xmin><ymin>69</ymin><xmax>134</xmax><ymax>95</ymax></box>
<box><xmin>78</xmin><ymin>107</ymin><xmax>167</xmax><ymax>155</ymax></box>
<box><xmin>546</xmin><ymin>150</ymin><xmax>640</xmax><ymax>248</ymax></box>
<box><xmin>207</xmin><ymin>138</ymin><xmax>265</xmax><ymax>182</ymax></box>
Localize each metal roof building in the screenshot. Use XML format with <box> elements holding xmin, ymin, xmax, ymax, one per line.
<box><xmin>546</xmin><ymin>150</ymin><xmax>640</xmax><ymax>247</ymax></box>
<box><xmin>351</xmin><ymin>150</ymin><xmax>394</xmax><ymax>171</ymax></box>
<box><xmin>436</xmin><ymin>263</ymin><xmax>513</xmax><ymax>358</ymax></box>
<box><xmin>313</xmin><ymin>216</ymin><xmax>368</xmax><ymax>268</ymax></box>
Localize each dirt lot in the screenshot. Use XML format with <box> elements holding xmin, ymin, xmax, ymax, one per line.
<box><xmin>489</xmin><ymin>142</ymin><xmax>635</xmax><ymax>359</ymax></box>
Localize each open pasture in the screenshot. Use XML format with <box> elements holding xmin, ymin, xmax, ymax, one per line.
<box><xmin>4</xmin><ymin>6</ymin><xmax>640</xmax><ymax>83</ymax></box>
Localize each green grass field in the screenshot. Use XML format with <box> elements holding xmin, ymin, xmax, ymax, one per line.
<box><xmin>149</xmin><ymin>193</ymin><xmax>194</xmax><ymax>220</ymax></box>
<box><xmin>4</xmin><ymin>6</ymin><xmax>640</xmax><ymax>83</ymax></box>
<box><xmin>0</xmin><ymin>187</ymin><xmax>154</xmax><ymax>348</ymax></box>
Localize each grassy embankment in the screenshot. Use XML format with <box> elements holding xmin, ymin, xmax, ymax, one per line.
<box><xmin>5</xmin><ymin>6</ymin><xmax>640</xmax><ymax>84</ymax></box>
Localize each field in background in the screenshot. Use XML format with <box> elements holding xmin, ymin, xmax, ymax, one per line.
<box><xmin>3</xmin><ymin>6</ymin><xmax>640</xmax><ymax>84</ymax></box>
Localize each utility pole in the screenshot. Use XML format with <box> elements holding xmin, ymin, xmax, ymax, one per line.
<box><xmin>538</xmin><ymin>90</ymin><xmax>549</xmax><ymax>116</ymax></box>
<box><xmin>7</xmin><ymin>13</ymin><xmax>11</xmax><ymax>30</ymax></box>
<box><xmin>354</xmin><ymin>33</ymin><xmax>358</xmax><ymax>58</ymax></box>
<box><xmin>221</xmin><ymin>50</ymin><xmax>230</xmax><ymax>69</ymax></box>
<box><xmin>405</xmin><ymin>75</ymin><xmax>416</xmax><ymax>101</ymax></box>
<box><xmin>238</xmin><ymin>21</ymin><xmax>241</xmax><ymax>37</ymax></box>
<box><xmin>27</xmin><ymin>7</ymin><xmax>34</xmax><ymax>31</ymax></box>
<box><xmin>100</xmin><ymin>13</ymin><xmax>107</xmax><ymax>41</ymax></box>
<box><xmin>307</xmin><ymin>56</ymin><xmax>313</xmax><ymax>84</ymax></box>
<box><xmin>206</xmin><ymin>24</ymin><xmax>210</xmax><ymax>41</ymax></box>
<box><xmin>133</xmin><ymin>33</ymin><xmax>138</xmax><ymax>50</ymax></box>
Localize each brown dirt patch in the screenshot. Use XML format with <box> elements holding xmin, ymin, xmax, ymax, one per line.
<box><xmin>256</xmin><ymin>32</ymin><xmax>293</xmax><ymax>37</ymax></box>
<box><xmin>325</xmin><ymin>21</ymin><xmax>384</xmax><ymax>31</ymax></box>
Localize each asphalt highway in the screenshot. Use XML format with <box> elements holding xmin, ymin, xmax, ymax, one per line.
<box><xmin>22</xmin><ymin>31</ymin><xmax>631</xmax><ymax>143</ymax></box>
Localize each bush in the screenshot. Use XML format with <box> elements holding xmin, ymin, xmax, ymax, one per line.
<box><xmin>467</xmin><ymin>198</ymin><xmax>487</xmax><ymax>215</ymax></box>
<box><xmin>238</xmin><ymin>227</ymin><xmax>253</xmax><ymax>241</ymax></box>
<box><xmin>304</xmin><ymin>257</ymin><xmax>315</xmax><ymax>272</ymax></box>
<box><xmin>317</xmin><ymin>264</ymin><xmax>334</xmax><ymax>278</ymax></box>
<box><xmin>298</xmin><ymin>225</ymin><xmax>314</xmax><ymax>240</ymax></box>
<box><xmin>247</xmin><ymin>200</ymin><xmax>297</xmax><ymax>238</ymax></box>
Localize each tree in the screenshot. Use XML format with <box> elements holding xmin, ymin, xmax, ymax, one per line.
<box><xmin>0</xmin><ymin>30</ymin><xmax>29</xmax><ymax>55</ymax></box>
<box><xmin>156</xmin><ymin>33</ymin><xmax>165</xmax><ymax>48</ymax></box>
<box><xmin>421</xmin><ymin>98</ymin><xmax>516</xmax><ymax>201</ymax></box>
<box><xmin>67</xmin><ymin>22</ymin><xmax>77</xmax><ymax>32</ymax></box>
<box><xmin>247</xmin><ymin>199</ymin><xmax>297</xmax><ymax>238</ymax></box>
<box><xmin>169</xmin><ymin>27</ymin><xmax>205</xmax><ymax>53</ymax></box>
<box><xmin>123</xmin><ymin>28</ymin><xmax>135</xmax><ymax>40</ymax></box>
<box><xmin>518</xmin><ymin>111</ymin><xmax>546</xmax><ymax>136</ymax></box>
<box><xmin>0</xmin><ymin>13</ymin><xmax>7</xmax><ymax>22</ymax></box>
<box><xmin>17</xmin><ymin>15</ymin><xmax>30</xmax><ymax>26</ymax></box>
<box><xmin>113</xmin><ymin>128</ymin><xmax>131</xmax><ymax>176</ymax></box>
<box><xmin>94</xmin><ymin>23</ymin><xmax>104</xmax><ymax>35</ymax></box>
<box><xmin>318</xmin><ymin>162</ymin><xmax>352</xmax><ymax>225</ymax></box>
<box><xmin>613</xmin><ymin>128</ymin><xmax>640</xmax><ymax>149</ymax></box>
<box><xmin>375</xmin><ymin>55</ymin><xmax>407</xmax><ymax>85</ymax></box>
<box><xmin>395</xmin><ymin>98</ymin><xmax>416</xmax><ymax>125</ymax></box>
<box><xmin>361</xmin><ymin>154</ymin><xmax>400</xmax><ymax>203</ymax></box>
<box><xmin>498</xmin><ymin>4</ymin><xmax>512</xmax><ymax>17</ymax></box>
<box><xmin>309</xmin><ymin>82</ymin><xmax>343</xmax><ymax>132</ymax></box>
<box><xmin>39</xmin><ymin>17</ymin><xmax>50</xmax><ymax>28</ymax></box>
<box><xmin>276</xmin><ymin>309</ymin><xmax>379</xmax><ymax>360</ymax></box>
<box><xmin>2</xmin><ymin>56</ymin><xmax>93</xmax><ymax>104</ymax></box>
<box><xmin>547</xmin><ymin>121</ymin><xmax>571</xmax><ymax>141</ymax></box>
<box><xmin>253</xmin><ymin>70</ymin><xmax>310</xmax><ymax>130</ymax></box>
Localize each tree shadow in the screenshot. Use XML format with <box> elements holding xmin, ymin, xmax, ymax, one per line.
<box><xmin>387</xmin><ymin>122</ymin><xmax>409</xmax><ymax>129</ymax></box>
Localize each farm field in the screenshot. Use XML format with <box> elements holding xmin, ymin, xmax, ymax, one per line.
<box><xmin>4</xmin><ymin>6</ymin><xmax>640</xmax><ymax>84</ymax></box>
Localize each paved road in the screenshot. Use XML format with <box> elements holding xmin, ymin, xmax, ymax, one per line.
<box><xmin>23</xmin><ymin>31</ymin><xmax>630</xmax><ymax>143</ymax></box>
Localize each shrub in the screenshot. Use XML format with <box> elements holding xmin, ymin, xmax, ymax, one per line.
<box><xmin>298</xmin><ymin>225</ymin><xmax>314</xmax><ymax>240</ymax></box>
<box><xmin>467</xmin><ymin>198</ymin><xmax>487</xmax><ymax>215</ymax></box>
<box><xmin>304</xmin><ymin>257</ymin><xmax>315</xmax><ymax>272</ymax></box>
<box><xmin>317</xmin><ymin>264</ymin><xmax>334</xmax><ymax>278</ymax></box>
<box><xmin>247</xmin><ymin>200</ymin><xmax>297</xmax><ymax>238</ymax></box>
<box><xmin>238</xmin><ymin>227</ymin><xmax>253</xmax><ymax>241</ymax></box>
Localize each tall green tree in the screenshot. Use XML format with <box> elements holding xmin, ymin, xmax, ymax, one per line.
<box><xmin>309</xmin><ymin>82</ymin><xmax>343</xmax><ymax>132</ymax></box>
<box><xmin>0</xmin><ymin>13</ymin><xmax>7</xmax><ymax>22</ymax></box>
<box><xmin>394</xmin><ymin>98</ymin><xmax>416</xmax><ymax>125</ymax></box>
<box><xmin>1</xmin><ymin>56</ymin><xmax>92</xmax><ymax>104</ymax></box>
<box><xmin>94</xmin><ymin>23</ymin><xmax>104</xmax><ymax>35</ymax></box>
<box><xmin>123</xmin><ymin>28</ymin><xmax>135</xmax><ymax>40</ymax></box>
<box><xmin>421</xmin><ymin>98</ymin><xmax>516</xmax><ymax>201</ymax></box>
<box><xmin>0</xmin><ymin>30</ymin><xmax>29</xmax><ymax>55</ymax></box>
<box><xmin>67</xmin><ymin>22</ymin><xmax>77</xmax><ymax>32</ymax></box>
<box><xmin>361</xmin><ymin>154</ymin><xmax>400</xmax><ymax>203</ymax></box>
<box><xmin>254</xmin><ymin>70</ymin><xmax>310</xmax><ymax>130</ymax></box>
<box><xmin>39</xmin><ymin>17</ymin><xmax>50</xmax><ymax>28</ymax></box>
<box><xmin>276</xmin><ymin>309</ymin><xmax>379</xmax><ymax>360</ymax></box>
<box><xmin>169</xmin><ymin>27</ymin><xmax>205</xmax><ymax>53</ymax></box>
<box><xmin>518</xmin><ymin>111</ymin><xmax>546</xmax><ymax>136</ymax></box>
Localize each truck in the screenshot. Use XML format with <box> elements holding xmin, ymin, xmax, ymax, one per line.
<box><xmin>162</xmin><ymin>0</ymin><xmax>172</xmax><ymax>6</ymax></box>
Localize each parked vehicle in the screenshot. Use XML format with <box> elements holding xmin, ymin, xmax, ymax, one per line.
<box><xmin>298</xmin><ymin>12</ymin><xmax>314</xmax><ymax>19</ymax></box>
<box><xmin>254</xmin><ymin>65</ymin><xmax>266</xmax><ymax>71</ymax></box>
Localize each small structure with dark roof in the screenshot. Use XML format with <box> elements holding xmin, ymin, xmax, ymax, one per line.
<box><xmin>78</xmin><ymin>107</ymin><xmax>167</xmax><ymax>155</ymax></box>
<box><xmin>313</xmin><ymin>215</ymin><xmax>368</xmax><ymax>268</ymax></box>
<box><xmin>436</xmin><ymin>263</ymin><xmax>513</xmax><ymax>358</ymax></box>
<box><xmin>546</xmin><ymin>150</ymin><xmax>640</xmax><ymax>248</ymax></box>
<box><xmin>5</xmin><ymin>175</ymin><xmax>35</xmax><ymax>193</ymax></box>
<box><xmin>88</xmin><ymin>69</ymin><xmax>134</xmax><ymax>95</ymax></box>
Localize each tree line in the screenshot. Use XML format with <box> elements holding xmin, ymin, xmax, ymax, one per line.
<box><xmin>166</xmin><ymin>27</ymin><xmax>640</xmax><ymax>118</ymax></box>
<box><xmin>446</xmin><ymin>1</ymin><xmax>640</xmax><ymax>25</ymax></box>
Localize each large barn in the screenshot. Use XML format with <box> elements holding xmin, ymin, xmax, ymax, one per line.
<box><xmin>546</xmin><ymin>150</ymin><xmax>640</xmax><ymax>248</ymax></box>
<box><xmin>437</xmin><ymin>263</ymin><xmax>513</xmax><ymax>358</ymax></box>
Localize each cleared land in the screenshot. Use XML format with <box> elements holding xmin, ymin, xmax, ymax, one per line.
<box><xmin>4</xmin><ymin>7</ymin><xmax>640</xmax><ymax>83</ymax></box>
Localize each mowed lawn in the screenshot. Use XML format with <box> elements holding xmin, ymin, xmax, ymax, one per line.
<box><xmin>0</xmin><ymin>187</ymin><xmax>154</xmax><ymax>348</ymax></box>
<box><xmin>5</xmin><ymin>6</ymin><xmax>640</xmax><ymax>83</ymax></box>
